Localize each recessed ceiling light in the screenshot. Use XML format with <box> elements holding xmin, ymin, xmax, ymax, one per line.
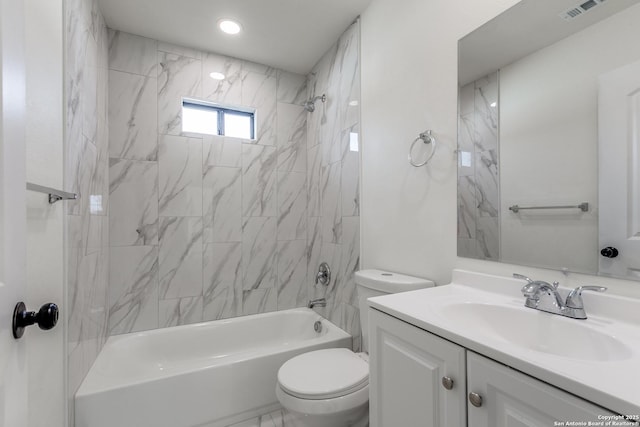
<box><xmin>210</xmin><ymin>72</ymin><xmax>226</xmax><ymax>80</ymax></box>
<box><xmin>218</xmin><ymin>19</ymin><xmax>242</xmax><ymax>35</ymax></box>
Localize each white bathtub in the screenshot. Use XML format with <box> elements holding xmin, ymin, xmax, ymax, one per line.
<box><xmin>75</xmin><ymin>308</ymin><xmax>352</xmax><ymax>427</ymax></box>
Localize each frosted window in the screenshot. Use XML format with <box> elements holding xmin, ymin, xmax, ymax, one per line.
<box><xmin>225</xmin><ymin>113</ymin><xmax>253</xmax><ymax>139</ymax></box>
<box><xmin>182</xmin><ymin>104</ymin><xmax>218</xmax><ymax>135</ymax></box>
<box><xmin>182</xmin><ymin>100</ymin><xmax>255</xmax><ymax>139</ymax></box>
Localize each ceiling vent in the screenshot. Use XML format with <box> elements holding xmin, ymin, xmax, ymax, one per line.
<box><xmin>560</xmin><ymin>0</ymin><xmax>606</xmax><ymax>21</ymax></box>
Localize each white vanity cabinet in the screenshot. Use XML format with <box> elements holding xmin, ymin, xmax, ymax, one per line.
<box><xmin>368</xmin><ymin>308</ymin><xmax>467</xmax><ymax>427</ymax></box>
<box><xmin>370</xmin><ymin>308</ymin><xmax>618</xmax><ymax>427</ymax></box>
<box><xmin>467</xmin><ymin>352</ymin><xmax>614</xmax><ymax>427</ymax></box>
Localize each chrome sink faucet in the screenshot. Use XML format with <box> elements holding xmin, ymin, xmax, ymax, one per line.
<box><xmin>513</xmin><ymin>273</ymin><xmax>607</xmax><ymax>319</ymax></box>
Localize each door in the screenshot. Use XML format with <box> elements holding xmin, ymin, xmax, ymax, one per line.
<box><xmin>598</xmin><ymin>59</ymin><xmax>640</xmax><ymax>279</ymax></box>
<box><xmin>369</xmin><ymin>308</ymin><xmax>466</xmax><ymax>427</ymax></box>
<box><xmin>23</xmin><ymin>0</ymin><xmax>65</xmax><ymax>425</ymax></box>
<box><xmin>1</xmin><ymin>1</ymin><xmax>65</xmax><ymax>426</ymax></box>
<box><xmin>467</xmin><ymin>352</ymin><xmax>613</xmax><ymax>426</ymax></box>
<box><xmin>0</xmin><ymin>0</ymin><xmax>29</xmax><ymax>425</ymax></box>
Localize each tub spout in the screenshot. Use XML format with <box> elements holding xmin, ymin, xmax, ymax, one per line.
<box><xmin>307</xmin><ymin>298</ymin><xmax>327</xmax><ymax>309</ymax></box>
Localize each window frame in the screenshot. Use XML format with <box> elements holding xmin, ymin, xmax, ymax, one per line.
<box><xmin>182</xmin><ymin>98</ymin><xmax>256</xmax><ymax>140</ymax></box>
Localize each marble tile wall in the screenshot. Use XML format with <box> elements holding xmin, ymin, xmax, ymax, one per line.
<box><xmin>107</xmin><ymin>30</ymin><xmax>312</xmax><ymax>335</ymax></box>
<box><xmin>306</xmin><ymin>21</ymin><xmax>362</xmax><ymax>351</ymax></box>
<box><xmin>457</xmin><ymin>72</ymin><xmax>500</xmax><ymax>260</ymax></box>
<box><xmin>64</xmin><ymin>0</ymin><xmax>110</xmax><ymax>422</ymax></box>
<box><xmin>63</xmin><ymin>11</ymin><xmax>360</xmax><ymax>424</ymax></box>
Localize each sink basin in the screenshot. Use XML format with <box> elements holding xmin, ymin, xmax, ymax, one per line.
<box><xmin>438</xmin><ymin>302</ymin><xmax>633</xmax><ymax>361</ymax></box>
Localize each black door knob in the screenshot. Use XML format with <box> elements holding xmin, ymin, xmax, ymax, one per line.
<box><xmin>600</xmin><ymin>247</ymin><xmax>619</xmax><ymax>259</ymax></box>
<box><xmin>12</xmin><ymin>302</ymin><xmax>59</xmax><ymax>339</ymax></box>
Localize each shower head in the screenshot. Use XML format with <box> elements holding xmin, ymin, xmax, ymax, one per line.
<box><xmin>303</xmin><ymin>94</ymin><xmax>326</xmax><ymax>112</ymax></box>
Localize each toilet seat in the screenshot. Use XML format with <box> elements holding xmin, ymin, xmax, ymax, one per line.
<box><xmin>277</xmin><ymin>348</ymin><xmax>369</xmax><ymax>400</ymax></box>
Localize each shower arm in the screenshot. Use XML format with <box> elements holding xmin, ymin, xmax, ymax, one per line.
<box><xmin>303</xmin><ymin>94</ymin><xmax>326</xmax><ymax>112</ymax></box>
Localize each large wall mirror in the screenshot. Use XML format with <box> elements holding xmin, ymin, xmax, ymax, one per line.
<box><xmin>457</xmin><ymin>0</ymin><xmax>640</xmax><ymax>281</ymax></box>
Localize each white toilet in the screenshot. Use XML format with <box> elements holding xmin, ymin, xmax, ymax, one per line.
<box><xmin>276</xmin><ymin>269</ymin><xmax>435</xmax><ymax>427</ymax></box>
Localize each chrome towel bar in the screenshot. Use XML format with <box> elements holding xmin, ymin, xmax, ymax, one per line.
<box><xmin>509</xmin><ymin>202</ymin><xmax>589</xmax><ymax>214</ymax></box>
<box><xmin>26</xmin><ymin>182</ymin><xmax>78</xmax><ymax>204</ymax></box>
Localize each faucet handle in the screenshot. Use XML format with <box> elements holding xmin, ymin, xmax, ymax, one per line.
<box><xmin>565</xmin><ymin>286</ymin><xmax>607</xmax><ymax>309</ymax></box>
<box><xmin>513</xmin><ymin>273</ymin><xmax>533</xmax><ymax>284</ymax></box>
<box><xmin>514</xmin><ymin>274</ymin><xmax>541</xmax><ymax>299</ymax></box>
<box><xmin>514</xmin><ymin>274</ymin><xmax>559</xmax><ymax>297</ymax></box>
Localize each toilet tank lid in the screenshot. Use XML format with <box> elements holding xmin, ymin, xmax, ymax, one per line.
<box><xmin>354</xmin><ymin>269</ymin><xmax>435</xmax><ymax>293</ymax></box>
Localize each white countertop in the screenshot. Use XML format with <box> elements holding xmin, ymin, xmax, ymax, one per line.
<box><xmin>367</xmin><ymin>269</ymin><xmax>640</xmax><ymax>417</ymax></box>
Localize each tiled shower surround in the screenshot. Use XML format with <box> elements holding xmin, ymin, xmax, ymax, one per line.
<box><xmin>106</xmin><ymin>22</ymin><xmax>362</xmax><ymax>345</ymax></box>
<box><xmin>106</xmin><ymin>31</ymin><xmax>309</xmax><ymax>332</ymax></box>
<box><xmin>64</xmin><ymin>0</ymin><xmax>360</xmax><ymax>418</ymax></box>
<box><xmin>64</xmin><ymin>0</ymin><xmax>110</xmax><ymax>419</ymax></box>
<box><xmin>457</xmin><ymin>72</ymin><xmax>500</xmax><ymax>260</ymax></box>
<box><xmin>306</xmin><ymin>22</ymin><xmax>362</xmax><ymax>350</ymax></box>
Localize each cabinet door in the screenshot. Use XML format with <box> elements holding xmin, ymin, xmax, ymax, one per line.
<box><xmin>369</xmin><ymin>308</ymin><xmax>466</xmax><ymax>427</ymax></box>
<box><xmin>467</xmin><ymin>352</ymin><xmax>615</xmax><ymax>427</ymax></box>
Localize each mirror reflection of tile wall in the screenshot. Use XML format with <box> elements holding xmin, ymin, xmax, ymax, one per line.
<box><xmin>457</xmin><ymin>72</ymin><xmax>500</xmax><ymax>260</ymax></box>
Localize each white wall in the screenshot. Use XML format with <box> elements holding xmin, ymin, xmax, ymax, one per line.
<box><xmin>24</xmin><ymin>0</ymin><xmax>65</xmax><ymax>425</ymax></box>
<box><xmin>360</xmin><ymin>0</ymin><xmax>518</xmax><ymax>286</ymax></box>
<box><xmin>499</xmin><ymin>3</ymin><xmax>640</xmax><ymax>275</ymax></box>
<box><xmin>360</xmin><ymin>0</ymin><xmax>640</xmax><ymax>298</ymax></box>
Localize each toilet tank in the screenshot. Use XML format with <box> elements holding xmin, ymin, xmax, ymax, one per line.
<box><xmin>355</xmin><ymin>270</ymin><xmax>435</xmax><ymax>353</ymax></box>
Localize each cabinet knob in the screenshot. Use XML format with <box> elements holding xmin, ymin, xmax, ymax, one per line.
<box><xmin>469</xmin><ymin>392</ymin><xmax>483</xmax><ymax>407</ymax></box>
<box><xmin>442</xmin><ymin>376</ymin><xmax>454</xmax><ymax>390</ymax></box>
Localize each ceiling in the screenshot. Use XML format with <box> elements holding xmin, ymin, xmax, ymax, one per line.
<box><xmin>459</xmin><ymin>0</ymin><xmax>640</xmax><ymax>85</ymax></box>
<box><xmin>97</xmin><ymin>0</ymin><xmax>372</xmax><ymax>75</ymax></box>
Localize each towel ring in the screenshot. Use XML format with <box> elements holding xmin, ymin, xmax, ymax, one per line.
<box><xmin>408</xmin><ymin>130</ymin><xmax>437</xmax><ymax>167</ymax></box>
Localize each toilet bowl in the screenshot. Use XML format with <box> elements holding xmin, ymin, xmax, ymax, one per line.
<box><xmin>276</xmin><ymin>269</ymin><xmax>435</xmax><ymax>427</ymax></box>
<box><xmin>276</xmin><ymin>349</ymin><xmax>369</xmax><ymax>427</ymax></box>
